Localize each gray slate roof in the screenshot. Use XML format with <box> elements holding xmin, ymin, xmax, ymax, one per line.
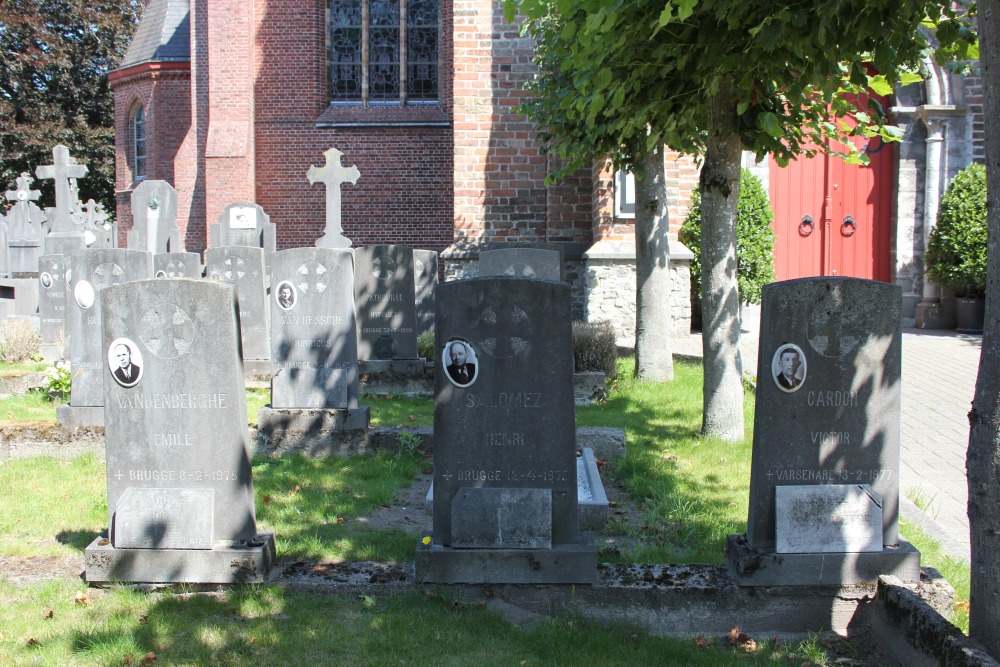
<box><xmin>117</xmin><ymin>0</ymin><xmax>190</xmax><ymax>69</ymax></box>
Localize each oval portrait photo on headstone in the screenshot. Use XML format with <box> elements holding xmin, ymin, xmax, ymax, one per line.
<box><xmin>107</xmin><ymin>337</ymin><xmax>144</xmax><ymax>388</ymax></box>
<box><xmin>276</xmin><ymin>280</ymin><xmax>297</xmax><ymax>310</ymax></box>
<box><xmin>39</xmin><ymin>272</ymin><xmax>53</xmax><ymax>289</ymax></box>
<box><xmin>443</xmin><ymin>338</ymin><xmax>478</xmax><ymax>388</ymax></box>
<box><xmin>74</xmin><ymin>280</ymin><xmax>95</xmax><ymax>309</ymax></box>
<box><xmin>772</xmin><ymin>343</ymin><xmax>807</xmax><ymax>392</ymax></box>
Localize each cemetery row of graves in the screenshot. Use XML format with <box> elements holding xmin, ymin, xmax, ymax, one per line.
<box><xmin>0</xmin><ymin>145</ymin><xmax>976</xmax><ymax>662</ymax></box>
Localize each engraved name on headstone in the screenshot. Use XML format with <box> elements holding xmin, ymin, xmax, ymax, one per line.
<box><xmin>775</xmin><ymin>484</ymin><xmax>883</xmax><ymax>554</ymax></box>
<box><xmin>269</xmin><ymin>247</ymin><xmax>360</xmax><ymax>408</ymax></box>
<box><xmin>38</xmin><ymin>254</ymin><xmax>66</xmax><ymax>356</ymax></box>
<box><xmin>354</xmin><ymin>245</ymin><xmax>418</xmax><ymax>360</ymax></box>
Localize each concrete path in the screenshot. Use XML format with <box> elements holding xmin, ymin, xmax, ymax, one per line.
<box><xmin>674</xmin><ymin>305</ymin><xmax>979</xmax><ymax>563</ymax></box>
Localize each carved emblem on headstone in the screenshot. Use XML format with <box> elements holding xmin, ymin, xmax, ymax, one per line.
<box><xmin>503</xmin><ymin>263</ymin><xmax>536</xmax><ymax>278</ymax></box>
<box><xmin>475</xmin><ymin>304</ymin><xmax>531</xmax><ymax>358</ymax></box>
<box><xmin>93</xmin><ymin>262</ymin><xmax>125</xmax><ymax>290</ymax></box>
<box><xmin>222</xmin><ymin>256</ymin><xmax>247</xmax><ymax>282</ymax></box>
<box><xmin>296</xmin><ymin>261</ymin><xmax>328</xmax><ymax>294</ymax></box>
<box><xmin>140</xmin><ymin>303</ymin><xmax>194</xmax><ymax>359</ymax></box>
<box><xmin>371</xmin><ymin>253</ymin><xmax>397</xmax><ymax>280</ymax></box>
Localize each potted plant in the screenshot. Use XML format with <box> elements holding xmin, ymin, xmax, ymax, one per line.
<box><xmin>925</xmin><ymin>163</ymin><xmax>987</xmax><ymax>333</ymax></box>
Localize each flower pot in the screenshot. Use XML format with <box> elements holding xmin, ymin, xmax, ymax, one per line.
<box><xmin>955</xmin><ymin>296</ymin><xmax>985</xmax><ymax>334</ymax></box>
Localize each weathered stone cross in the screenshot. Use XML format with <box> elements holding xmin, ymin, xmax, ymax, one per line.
<box><xmin>5</xmin><ymin>172</ymin><xmax>46</xmax><ymax>241</ymax></box>
<box><xmin>35</xmin><ymin>145</ymin><xmax>88</xmax><ymax>233</ymax></box>
<box><xmin>307</xmin><ymin>148</ymin><xmax>360</xmax><ymax>248</ymax></box>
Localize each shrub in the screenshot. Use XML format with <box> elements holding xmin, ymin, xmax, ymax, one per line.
<box><xmin>572</xmin><ymin>320</ymin><xmax>617</xmax><ymax>377</ymax></box>
<box><xmin>46</xmin><ymin>361</ymin><xmax>72</xmax><ymax>401</ymax></box>
<box><xmin>679</xmin><ymin>168</ymin><xmax>776</xmax><ymax>306</ymax></box>
<box><xmin>0</xmin><ymin>317</ymin><xmax>41</xmax><ymax>363</ymax></box>
<box><xmin>925</xmin><ymin>163</ymin><xmax>987</xmax><ymax>297</ymax></box>
<box><xmin>417</xmin><ymin>330</ymin><xmax>435</xmax><ymax>361</ymax></box>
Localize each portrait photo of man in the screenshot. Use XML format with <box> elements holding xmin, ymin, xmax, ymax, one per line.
<box><xmin>109</xmin><ymin>339</ymin><xmax>143</xmax><ymax>388</ymax></box>
<box><xmin>276</xmin><ymin>281</ymin><xmax>296</xmax><ymax>310</ymax></box>
<box><xmin>772</xmin><ymin>344</ymin><xmax>806</xmax><ymax>392</ymax></box>
<box><xmin>444</xmin><ymin>339</ymin><xmax>477</xmax><ymax>387</ymax></box>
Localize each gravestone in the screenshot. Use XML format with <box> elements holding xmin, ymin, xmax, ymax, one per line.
<box><xmin>307</xmin><ymin>147</ymin><xmax>360</xmax><ymax>248</ymax></box>
<box><xmin>80</xmin><ymin>199</ymin><xmax>116</xmax><ymax>249</ymax></box>
<box><xmin>38</xmin><ymin>254</ymin><xmax>67</xmax><ymax>361</ymax></box>
<box><xmin>5</xmin><ymin>173</ymin><xmax>47</xmax><ymax>275</ymax></box>
<box><xmin>57</xmin><ymin>248</ymin><xmax>150</xmax><ymax>427</ymax></box>
<box><xmin>479</xmin><ymin>247</ymin><xmax>563</xmax><ymax>282</ymax></box>
<box><xmin>37</xmin><ymin>145</ymin><xmax>89</xmax><ymax>257</ymax></box>
<box><xmin>726</xmin><ymin>277</ymin><xmax>919</xmax><ymax>586</ymax></box>
<box><xmin>415</xmin><ymin>277</ymin><xmax>597</xmax><ymax>584</ymax></box>
<box><xmin>413</xmin><ymin>249</ymin><xmax>438</xmax><ymax>336</ymax></box>
<box><xmin>354</xmin><ymin>245</ymin><xmax>418</xmax><ymax>360</ymax></box>
<box><xmin>257</xmin><ymin>247</ymin><xmax>370</xmax><ymax>437</ymax></box>
<box><xmin>153</xmin><ymin>252</ymin><xmax>202</xmax><ymax>279</ymax></box>
<box><xmin>208</xmin><ymin>202</ymin><xmax>276</xmax><ymax>271</ymax></box>
<box><xmin>0</xmin><ymin>214</ymin><xmax>8</xmax><ymax>277</ymax></box>
<box><xmin>127</xmin><ymin>180</ymin><xmax>182</xmax><ymax>255</ymax></box>
<box><xmin>204</xmin><ymin>246</ymin><xmax>269</xmax><ymax>375</ymax></box>
<box><xmin>84</xmin><ymin>278</ymin><xmax>275</xmax><ymax>583</ymax></box>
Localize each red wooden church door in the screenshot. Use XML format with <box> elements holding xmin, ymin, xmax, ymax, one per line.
<box><xmin>769</xmin><ymin>96</ymin><xmax>894</xmax><ymax>282</ymax></box>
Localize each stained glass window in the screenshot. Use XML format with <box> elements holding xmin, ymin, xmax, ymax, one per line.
<box><xmin>132</xmin><ymin>104</ymin><xmax>147</xmax><ymax>181</ymax></box>
<box><xmin>329</xmin><ymin>0</ymin><xmax>438</xmax><ymax>104</ymax></box>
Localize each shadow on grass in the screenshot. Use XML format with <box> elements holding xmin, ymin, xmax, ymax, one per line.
<box><xmin>55</xmin><ymin>529</ymin><xmax>98</xmax><ymax>552</ymax></box>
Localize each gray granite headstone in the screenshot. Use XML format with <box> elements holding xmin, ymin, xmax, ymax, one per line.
<box><xmin>127</xmin><ymin>180</ymin><xmax>182</xmax><ymax>255</ymax></box>
<box><xmin>413</xmin><ymin>249</ymin><xmax>438</xmax><ymax>337</ymax></box>
<box><xmin>269</xmin><ymin>247</ymin><xmax>360</xmax><ymax>408</ymax></box>
<box><xmin>99</xmin><ymin>279</ymin><xmax>263</xmax><ymax>558</ymax></box>
<box><xmin>209</xmin><ymin>202</ymin><xmax>276</xmax><ymax>271</ymax></box>
<box><xmin>65</xmin><ymin>249</ymin><xmax>150</xmax><ymax>407</ymax></box>
<box><xmin>479</xmin><ymin>247</ymin><xmax>563</xmax><ymax>282</ymax></box>
<box><xmin>153</xmin><ymin>252</ymin><xmax>202</xmax><ymax>279</ymax></box>
<box><xmin>0</xmin><ymin>214</ymin><xmax>9</xmax><ymax>277</ymax></box>
<box><xmin>417</xmin><ymin>277</ymin><xmax>595</xmax><ymax>584</ymax></box>
<box><xmin>775</xmin><ymin>485</ymin><xmax>883</xmax><ymax>554</ymax></box>
<box><xmin>354</xmin><ymin>245</ymin><xmax>418</xmax><ymax>360</ymax></box>
<box><xmin>5</xmin><ymin>172</ymin><xmax>47</xmax><ymax>275</ymax></box>
<box><xmin>746</xmin><ymin>278</ymin><xmax>902</xmax><ymax>552</ymax></box>
<box><xmin>36</xmin><ymin>145</ymin><xmax>88</xmax><ymax>257</ymax></box>
<box><xmin>205</xmin><ymin>246</ymin><xmax>269</xmax><ymax>365</ymax></box>
<box><xmin>38</xmin><ymin>254</ymin><xmax>66</xmax><ymax>357</ymax></box>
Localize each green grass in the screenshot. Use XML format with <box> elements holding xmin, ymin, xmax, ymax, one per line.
<box><xmin>0</xmin><ymin>580</ymin><xmax>829</xmax><ymax>666</ymax></box>
<box><xmin>580</xmin><ymin>358</ymin><xmax>755</xmax><ymax>563</ymax></box>
<box><xmin>366</xmin><ymin>393</ymin><xmax>434</xmax><ymax>426</ymax></box>
<box><xmin>0</xmin><ymin>360</ymin><xmax>49</xmax><ymax>372</ymax></box>
<box><xmin>0</xmin><ymin>389</ymin><xmax>58</xmax><ymax>422</ymax></box>
<box><xmin>900</xmin><ymin>516</ymin><xmax>971</xmax><ymax>633</ymax></box>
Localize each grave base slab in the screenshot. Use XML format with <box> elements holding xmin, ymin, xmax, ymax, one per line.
<box><xmin>56</xmin><ymin>404</ymin><xmax>105</xmax><ymax>428</ymax></box>
<box><xmin>84</xmin><ymin>532</ymin><xmax>276</xmax><ymax>584</ymax></box>
<box><xmin>415</xmin><ymin>531</ymin><xmax>597</xmax><ymax>584</ymax></box>
<box><xmin>358</xmin><ymin>359</ymin><xmax>433</xmax><ymax>397</ymax></box>
<box><xmin>726</xmin><ymin>534</ymin><xmax>920</xmax><ymax>586</ymax></box>
<box><xmin>257</xmin><ymin>405</ymin><xmax>371</xmax><ymax>434</ymax></box>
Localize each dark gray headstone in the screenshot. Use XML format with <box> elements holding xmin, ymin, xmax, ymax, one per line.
<box><xmin>205</xmin><ymin>246</ymin><xmax>269</xmax><ymax>364</ymax></box>
<box><xmin>209</xmin><ymin>202</ymin><xmax>276</xmax><ymax>270</ymax></box>
<box><xmin>269</xmin><ymin>247</ymin><xmax>360</xmax><ymax>408</ymax></box>
<box><xmin>451</xmin><ymin>488</ymin><xmax>553</xmax><ymax>549</ymax></box>
<box><xmin>101</xmin><ymin>279</ymin><xmax>258</xmax><ymax>549</ymax></box>
<box><xmin>747</xmin><ymin>278</ymin><xmax>902</xmax><ymax>551</ymax></box>
<box><xmin>127</xmin><ymin>180</ymin><xmax>182</xmax><ymax>255</ymax></box>
<box><xmin>431</xmin><ymin>277</ymin><xmax>579</xmax><ymax>547</ymax></box>
<box><xmin>65</xmin><ymin>249</ymin><xmax>150</xmax><ymax>407</ymax></box>
<box><xmin>5</xmin><ymin>172</ymin><xmax>47</xmax><ymax>275</ymax></box>
<box><xmin>479</xmin><ymin>247</ymin><xmax>563</xmax><ymax>282</ymax></box>
<box><xmin>354</xmin><ymin>245</ymin><xmax>418</xmax><ymax>360</ymax></box>
<box><xmin>153</xmin><ymin>252</ymin><xmax>202</xmax><ymax>279</ymax></box>
<box><xmin>413</xmin><ymin>249</ymin><xmax>438</xmax><ymax>337</ymax></box>
<box><xmin>38</xmin><ymin>254</ymin><xmax>66</xmax><ymax>352</ymax></box>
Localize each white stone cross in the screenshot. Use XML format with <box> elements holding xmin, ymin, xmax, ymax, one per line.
<box><xmin>307</xmin><ymin>148</ymin><xmax>360</xmax><ymax>248</ymax></box>
<box><xmin>35</xmin><ymin>145</ymin><xmax>88</xmax><ymax>233</ymax></box>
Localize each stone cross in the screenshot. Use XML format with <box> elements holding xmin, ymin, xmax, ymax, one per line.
<box><xmin>5</xmin><ymin>172</ymin><xmax>46</xmax><ymax>241</ymax></box>
<box><xmin>35</xmin><ymin>145</ymin><xmax>88</xmax><ymax>233</ymax></box>
<box><xmin>82</xmin><ymin>199</ymin><xmax>113</xmax><ymax>248</ymax></box>
<box><xmin>307</xmin><ymin>148</ymin><xmax>360</xmax><ymax>248</ymax></box>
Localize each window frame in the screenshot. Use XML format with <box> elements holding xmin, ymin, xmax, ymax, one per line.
<box><xmin>614</xmin><ymin>169</ymin><xmax>635</xmax><ymax>219</ymax></box>
<box><xmin>130</xmin><ymin>102</ymin><xmax>147</xmax><ymax>183</ymax></box>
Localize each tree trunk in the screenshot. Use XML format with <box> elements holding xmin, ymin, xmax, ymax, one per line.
<box><xmin>699</xmin><ymin>83</ymin><xmax>745</xmax><ymax>441</ymax></box>
<box><xmin>634</xmin><ymin>142</ymin><xmax>674</xmax><ymax>381</ymax></box>
<box><xmin>968</xmin><ymin>0</ymin><xmax>1000</xmax><ymax>656</ymax></box>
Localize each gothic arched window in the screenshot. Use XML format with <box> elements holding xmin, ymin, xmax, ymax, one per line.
<box><xmin>329</xmin><ymin>0</ymin><xmax>438</xmax><ymax>104</ymax></box>
<box><xmin>131</xmin><ymin>103</ymin><xmax>147</xmax><ymax>181</ymax></box>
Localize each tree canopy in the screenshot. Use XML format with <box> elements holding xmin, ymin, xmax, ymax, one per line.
<box><xmin>0</xmin><ymin>0</ymin><xmax>141</xmax><ymax>213</ymax></box>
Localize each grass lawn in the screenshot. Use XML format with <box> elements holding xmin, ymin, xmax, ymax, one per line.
<box><xmin>0</xmin><ymin>356</ymin><xmax>972</xmax><ymax>663</ymax></box>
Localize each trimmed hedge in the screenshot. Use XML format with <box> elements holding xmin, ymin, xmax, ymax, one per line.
<box><xmin>925</xmin><ymin>163</ymin><xmax>987</xmax><ymax>297</ymax></box>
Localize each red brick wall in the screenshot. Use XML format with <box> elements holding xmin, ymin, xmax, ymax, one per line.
<box><xmin>110</xmin><ymin>64</ymin><xmax>193</xmax><ymax>247</ymax></box>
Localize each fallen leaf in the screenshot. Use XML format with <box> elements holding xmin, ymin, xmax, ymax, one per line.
<box><xmin>74</xmin><ymin>591</ymin><xmax>89</xmax><ymax>606</ymax></box>
<box><xmin>360</xmin><ymin>595</ymin><xmax>376</xmax><ymax>608</ymax></box>
<box><xmin>694</xmin><ymin>637</ymin><xmax>711</xmax><ymax>649</ymax></box>
<box><xmin>98</xmin><ymin>538</ymin><xmax>110</xmax><ymax>546</ymax></box>
<box><xmin>138</xmin><ymin>614</ymin><xmax>148</xmax><ymax>624</ymax></box>
<box><xmin>142</xmin><ymin>651</ymin><xmax>157</xmax><ymax>664</ymax></box>
<box><xmin>956</xmin><ymin>600</ymin><xmax>971</xmax><ymax>612</ymax></box>
<box><xmin>263</xmin><ymin>495</ymin><xmax>272</xmax><ymax>504</ymax></box>
<box><xmin>249</xmin><ymin>637</ymin><xmax>256</xmax><ymax>645</ymax></box>
<box><xmin>123</xmin><ymin>654</ymin><xmax>134</xmax><ymax>666</ymax></box>
<box><xmin>408</xmin><ymin>415</ymin><xmax>416</xmax><ymax>421</ymax></box>
<box><xmin>337</xmin><ymin>517</ymin><xmax>345</xmax><ymax>524</ymax></box>
<box><xmin>43</xmin><ymin>609</ymin><xmax>54</xmax><ymax>619</ymax></box>
<box><xmin>26</xmin><ymin>637</ymin><xmax>40</xmax><ymax>647</ymax></box>
<box><xmin>293</xmin><ymin>485</ymin><xmax>300</xmax><ymax>494</ymax></box>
